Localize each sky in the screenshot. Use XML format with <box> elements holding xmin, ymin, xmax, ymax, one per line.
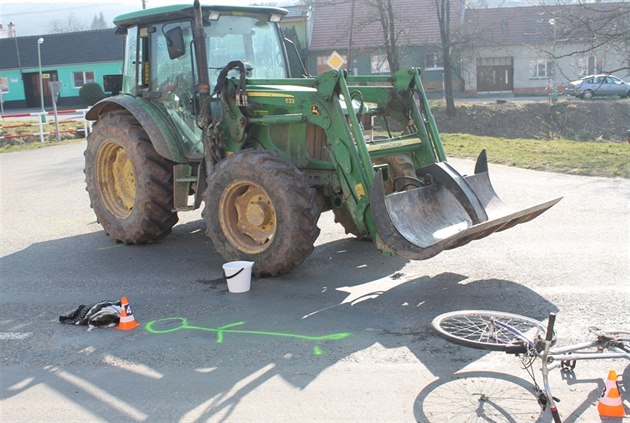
<box><xmin>2</xmin><ymin>0</ymin><xmax>288</xmax><ymax>37</ymax></box>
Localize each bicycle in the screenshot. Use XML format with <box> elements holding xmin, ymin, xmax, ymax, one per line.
<box><xmin>432</xmin><ymin>310</ymin><xmax>630</xmax><ymax>422</ymax></box>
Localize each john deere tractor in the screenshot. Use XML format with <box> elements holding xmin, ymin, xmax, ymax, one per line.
<box><xmin>84</xmin><ymin>2</ymin><xmax>560</xmax><ymax>276</ymax></box>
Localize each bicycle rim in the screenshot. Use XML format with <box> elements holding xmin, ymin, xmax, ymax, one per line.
<box><xmin>417</xmin><ymin>371</ymin><xmax>543</xmax><ymax>422</ymax></box>
<box><xmin>432</xmin><ymin>310</ymin><xmax>547</xmax><ymax>353</ymax></box>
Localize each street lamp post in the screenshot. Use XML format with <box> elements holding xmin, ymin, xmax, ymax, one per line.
<box><xmin>548</xmin><ymin>19</ymin><xmax>557</xmax><ymax>103</ymax></box>
<box><xmin>37</xmin><ymin>37</ymin><xmax>45</xmax><ymax>112</ymax></box>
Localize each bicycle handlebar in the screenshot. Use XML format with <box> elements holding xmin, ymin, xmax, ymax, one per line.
<box><xmin>546</xmin><ymin>313</ymin><xmax>556</xmax><ymax>342</ymax></box>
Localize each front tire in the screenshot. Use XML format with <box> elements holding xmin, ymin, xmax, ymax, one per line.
<box><xmin>582</xmin><ymin>89</ymin><xmax>594</xmax><ymax>99</ymax></box>
<box><xmin>84</xmin><ymin>111</ymin><xmax>178</xmax><ymax>244</ymax></box>
<box><xmin>203</xmin><ymin>150</ymin><xmax>320</xmax><ymax>277</ymax></box>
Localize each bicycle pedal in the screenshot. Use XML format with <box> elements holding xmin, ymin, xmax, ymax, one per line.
<box><xmin>561</xmin><ymin>359</ymin><xmax>576</xmax><ymax>371</ymax></box>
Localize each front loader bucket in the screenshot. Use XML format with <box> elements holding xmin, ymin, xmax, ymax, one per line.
<box><xmin>370</xmin><ymin>150</ymin><xmax>561</xmax><ymax>260</ymax></box>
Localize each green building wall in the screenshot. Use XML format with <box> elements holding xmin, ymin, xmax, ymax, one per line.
<box><xmin>1</xmin><ymin>60</ymin><xmax>122</xmax><ymax>110</ymax></box>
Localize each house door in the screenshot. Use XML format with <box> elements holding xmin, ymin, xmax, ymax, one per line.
<box><xmin>476</xmin><ymin>57</ymin><xmax>513</xmax><ymax>92</ymax></box>
<box><xmin>23</xmin><ymin>71</ymin><xmax>58</xmax><ymax>108</ymax></box>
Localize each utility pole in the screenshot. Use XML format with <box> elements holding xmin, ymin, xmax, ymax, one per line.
<box><xmin>37</xmin><ymin>37</ymin><xmax>45</xmax><ymax>112</ymax></box>
<box><xmin>10</xmin><ymin>23</ymin><xmax>22</xmax><ymax>71</ymax></box>
<box><xmin>347</xmin><ymin>0</ymin><xmax>355</xmax><ymax>74</ymax></box>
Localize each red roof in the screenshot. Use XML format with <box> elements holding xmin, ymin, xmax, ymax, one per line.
<box><xmin>464</xmin><ymin>2</ymin><xmax>629</xmax><ymax>45</ymax></box>
<box><xmin>310</xmin><ymin>0</ymin><xmax>463</xmax><ymax>50</ymax></box>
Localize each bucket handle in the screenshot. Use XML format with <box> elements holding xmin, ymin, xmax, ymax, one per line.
<box><xmin>224</xmin><ymin>268</ymin><xmax>244</xmax><ymax>280</ymax></box>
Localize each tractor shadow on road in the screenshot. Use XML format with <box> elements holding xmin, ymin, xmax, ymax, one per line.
<box><xmin>0</xmin><ymin>218</ymin><xmax>560</xmax><ymax>422</ymax></box>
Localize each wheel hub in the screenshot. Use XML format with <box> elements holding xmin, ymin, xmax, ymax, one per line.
<box><xmin>97</xmin><ymin>140</ymin><xmax>135</xmax><ymax>219</ymax></box>
<box><xmin>221</xmin><ymin>181</ymin><xmax>277</xmax><ymax>253</ymax></box>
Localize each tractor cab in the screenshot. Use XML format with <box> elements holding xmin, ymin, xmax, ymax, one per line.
<box><xmin>112</xmin><ymin>4</ymin><xmax>291</xmax><ymax>158</ymax></box>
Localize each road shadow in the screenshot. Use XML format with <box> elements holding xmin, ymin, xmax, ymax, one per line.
<box><xmin>0</xmin><ymin>219</ymin><xmax>559</xmax><ymax>422</ymax></box>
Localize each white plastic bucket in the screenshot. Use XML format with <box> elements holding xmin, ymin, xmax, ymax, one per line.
<box><xmin>222</xmin><ymin>261</ymin><xmax>254</xmax><ymax>293</ymax></box>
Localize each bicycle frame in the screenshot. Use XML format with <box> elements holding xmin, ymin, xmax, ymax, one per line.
<box><xmin>546</xmin><ymin>341</ymin><xmax>630</xmax><ymax>369</ymax></box>
<box><xmin>490</xmin><ymin>314</ymin><xmax>630</xmax><ymax>366</ymax></box>
<box><xmin>492</xmin><ymin>318</ymin><xmax>538</xmax><ymax>350</ymax></box>
<box><xmin>491</xmin><ymin>314</ymin><xmax>629</xmax><ymax>423</ymax></box>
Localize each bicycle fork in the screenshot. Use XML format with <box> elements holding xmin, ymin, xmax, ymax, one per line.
<box><xmin>542</xmin><ymin>313</ymin><xmax>562</xmax><ymax>423</ymax></box>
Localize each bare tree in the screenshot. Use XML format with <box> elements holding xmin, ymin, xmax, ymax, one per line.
<box><xmin>537</xmin><ymin>1</ymin><xmax>630</xmax><ymax>75</ymax></box>
<box><xmin>369</xmin><ymin>0</ymin><xmax>401</xmax><ymax>73</ymax></box>
<box><xmin>435</xmin><ymin>0</ymin><xmax>457</xmax><ymax>116</ymax></box>
<box><xmin>302</xmin><ymin>0</ymin><xmax>410</xmax><ymax>74</ymax></box>
<box><xmin>49</xmin><ymin>13</ymin><xmax>86</xmax><ymax>33</ymax></box>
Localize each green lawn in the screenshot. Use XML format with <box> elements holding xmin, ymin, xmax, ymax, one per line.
<box><xmin>2</xmin><ymin>123</ymin><xmax>628</xmax><ymax>179</ymax></box>
<box><xmin>441</xmin><ymin>133</ymin><xmax>629</xmax><ymax>179</ymax></box>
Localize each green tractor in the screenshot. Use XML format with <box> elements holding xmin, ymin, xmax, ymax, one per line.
<box><xmin>85</xmin><ymin>2</ymin><xmax>560</xmax><ymax>276</ymax></box>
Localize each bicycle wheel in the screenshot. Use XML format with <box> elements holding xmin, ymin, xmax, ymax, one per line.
<box><xmin>432</xmin><ymin>310</ymin><xmax>547</xmax><ymax>353</ymax></box>
<box><xmin>416</xmin><ymin>371</ymin><xmax>543</xmax><ymax>422</ymax></box>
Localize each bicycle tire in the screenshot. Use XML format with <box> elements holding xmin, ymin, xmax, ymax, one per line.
<box><xmin>432</xmin><ymin>310</ymin><xmax>547</xmax><ymax>353</ymax></box>
<box><xmin>415</xmin><ymin>371</ymin><xmax>544</xmax><ymax>422</ymax></box>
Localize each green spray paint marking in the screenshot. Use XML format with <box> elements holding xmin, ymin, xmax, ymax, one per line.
<box><xmin>145</xmin><ymin>317</ymin><xmax>350</xmax><ymax>356</ymax></box>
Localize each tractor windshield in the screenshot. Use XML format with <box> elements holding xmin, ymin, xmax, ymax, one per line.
<box><xmin>205</xmin><ymin>14</ymin><xmax>287</xmax><ymax>84</ymax></box>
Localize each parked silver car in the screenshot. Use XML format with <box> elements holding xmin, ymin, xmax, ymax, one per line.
<box><xmin>565</xmin><ymin>74</ymin><xmax>630</xmax><ymax>99</ymax></box>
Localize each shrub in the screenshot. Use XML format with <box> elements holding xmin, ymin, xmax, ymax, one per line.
<box><xmin>79</xmin><ymin>82</ymin><xmax>106</xmax><ymax>106</ymax></box>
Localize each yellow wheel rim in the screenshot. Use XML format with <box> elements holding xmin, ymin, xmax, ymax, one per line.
<box><xmin>96</xmin><ymin>140</ymin><xmax>136</xmax><ymax>219</ymax></box>
<box><xmin>219</xmin><ymin>181</ymin><xmax>277</xmax><ymax>254</ymax></box>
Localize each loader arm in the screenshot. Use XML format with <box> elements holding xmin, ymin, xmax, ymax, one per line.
<box><xmin>307</xmin><ymin>68</ymin><xmax>562</xmax><ymax>259</ymax></box>
<box><xmin>217</xmin><ymin>67</ymin><xmax>561</xmax><ymax>261</ymax></box>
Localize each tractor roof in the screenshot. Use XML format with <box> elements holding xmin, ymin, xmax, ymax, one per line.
<box><xmin>114</xmin><ymin>4</ymin><xmax>288</xmax><ymax>30</ymax></box>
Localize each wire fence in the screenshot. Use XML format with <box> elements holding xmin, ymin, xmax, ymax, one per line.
<box><xmin>0</xmin><ymin>109</ymin><xmax>92</xmax><ymax>144</ymax></box>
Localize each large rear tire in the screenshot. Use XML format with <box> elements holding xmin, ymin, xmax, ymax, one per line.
<box><xmin>84</xmin><ymin>111</ymin><xmax>178</xmax><ymax>244</ymax></box>
<box><xmin>203</xmin><ymin>150</ymin><xmax>321</xmax><ymax>277</ymax></box>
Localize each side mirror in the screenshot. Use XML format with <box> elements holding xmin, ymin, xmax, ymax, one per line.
<box><xmin>165</xmin><ymin>26</ymin><xmax>185</xmax><ymax>59</ymax></box>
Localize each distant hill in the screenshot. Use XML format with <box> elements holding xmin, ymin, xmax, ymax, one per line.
<box><xmin>1</xmin><ymin>1</ymin><xmax>293</xmax><ymax>37</ymax></box>
<box><xmin>2</xmin><ymin>2</ymin><xmax>147</xmax><ymax>37</ymax></box>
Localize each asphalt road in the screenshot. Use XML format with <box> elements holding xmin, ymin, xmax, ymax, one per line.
<box><xmin>1</xmin><ymin>141</ymin><xmax>628</xmax><ymax>422</ymax></box>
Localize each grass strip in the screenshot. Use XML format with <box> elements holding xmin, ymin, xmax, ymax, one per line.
<box><xmin>442</xmin><ymin>133</ymin><xmax>629</xmax><ymax>179</ymax></box>
<box><xmin>2</xmin><ymin>124</ymin><xmax>628</xmax><ymax>178</ymax></box>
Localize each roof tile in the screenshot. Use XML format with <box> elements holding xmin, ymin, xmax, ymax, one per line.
<box><xmin>0</xmin><ymin>28</ymin><xmax>122</xmax><ymax>70</ymax></box>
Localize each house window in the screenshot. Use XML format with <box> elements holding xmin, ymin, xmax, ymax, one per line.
<box><xmin>371</xmin><ymin>55</ymin><xmax>390</xmax><ymax>74</ymax></box>
<box><xmin>578</xmin><ymin>56</ymin><xmax>604</xmax><ymax>76</ymax></box>
<box><xmin>529</xmin><ymin>58</ymin><xmax>553</xmax><ymax>79</ymax></box>
<box><xmin>73</xmin><ymin>71</ymin><xmax>95</xmax><ymax>88</ymax></box>
<box><xmin>425</xmin><ymin>53</ymin><xmax>443</xmax><ymax>70</ymax></box>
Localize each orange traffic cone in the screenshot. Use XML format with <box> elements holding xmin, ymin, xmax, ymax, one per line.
<box><xmin>597</xmin><ymin>370</ymin><xmax>625</xmax><ymax>417</ymax></box>
<box><xmin>117</xmin><ymin>296</ymin><xmax>140</xmax><ymax>331</ymax></box>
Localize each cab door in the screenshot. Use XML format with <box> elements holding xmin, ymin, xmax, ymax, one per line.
<box><xmin>150</xmin><ymin>21</ymin><xmax>203</xmax><ymax>158</ymax></box>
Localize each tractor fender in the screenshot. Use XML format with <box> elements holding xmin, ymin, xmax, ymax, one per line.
<box><xmin>86</xmin><ymin>95</ymin><xmax>187</xmax><ymax>163</ymax></box>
